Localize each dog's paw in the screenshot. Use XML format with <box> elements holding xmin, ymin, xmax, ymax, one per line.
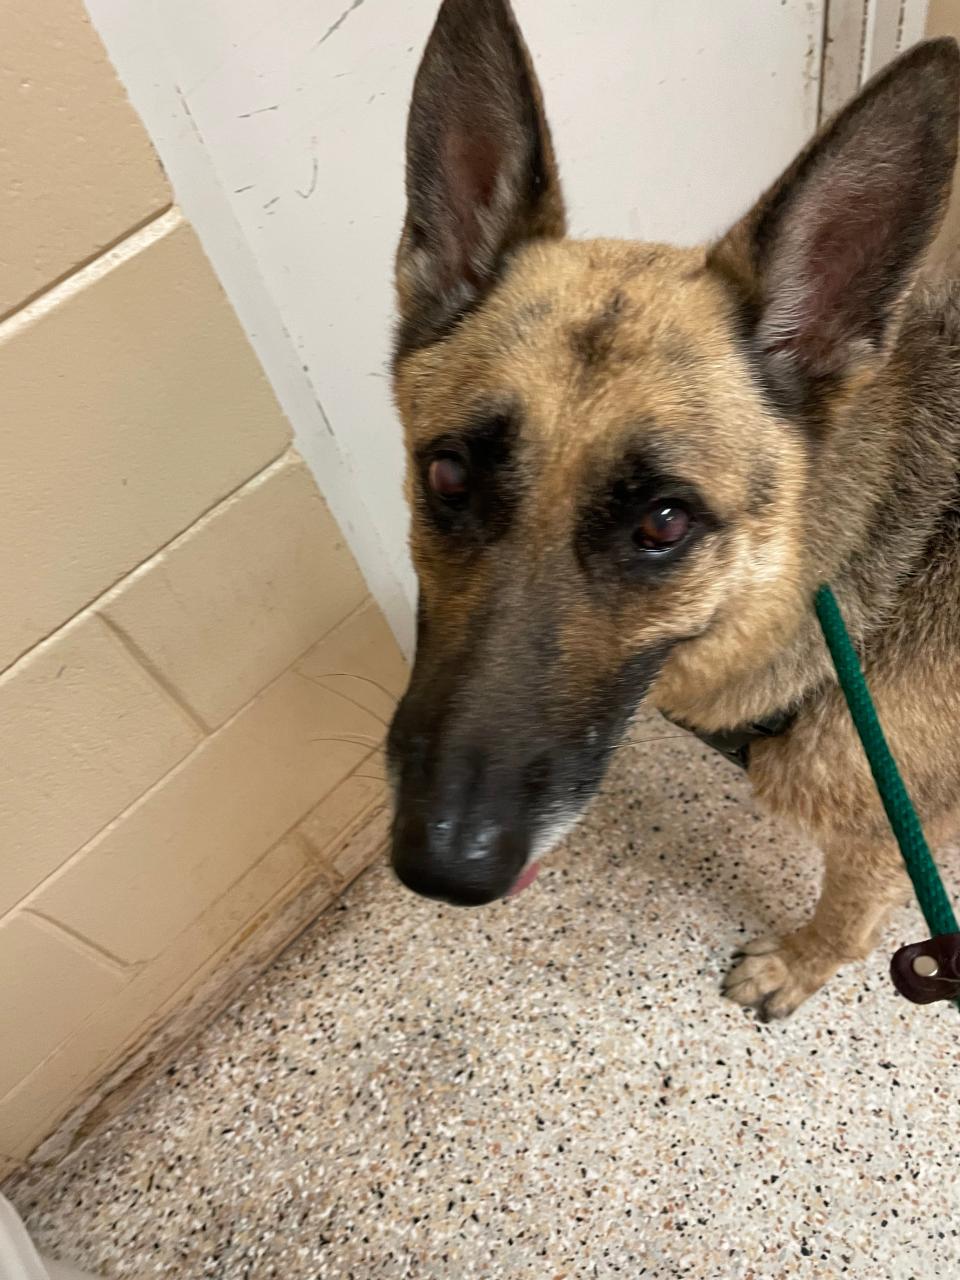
<box><xmin>722</xmin><ymin>930</ymin><xmax>841</xmax><ymax>1020</ymax></box>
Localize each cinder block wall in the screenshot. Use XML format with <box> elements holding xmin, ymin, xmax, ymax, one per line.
<box><xmin>0</xmin><ymin>0</ymin><xmax>404</xmax><ymax>1177</ymax></box>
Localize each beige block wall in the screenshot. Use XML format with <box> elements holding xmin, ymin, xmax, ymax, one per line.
<box><xmin>0</xmin><ymin>0</ymin><xmax>169</xmax><ymax>317</ymax></box>
<box><xmin>0</xmin><ymin>2</ymin><xmax>404</xmax><ymax>1172</ymax></box>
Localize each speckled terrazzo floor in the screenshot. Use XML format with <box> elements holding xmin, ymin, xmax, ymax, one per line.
<box><xmin>10</xmin><ymin>708</ymin><xmax>960</xmax><ymax>1279</ymax></box>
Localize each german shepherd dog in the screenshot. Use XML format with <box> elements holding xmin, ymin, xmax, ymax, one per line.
<box><xmin>386</xmin><ymin>0</ymin><xmax>960</xmax><ymax>1018</ymax></box>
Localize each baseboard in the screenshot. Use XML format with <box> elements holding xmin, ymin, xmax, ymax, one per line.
<box><xmin>3</xmin><ymin>808</ymin><xmax>389</xmax><ymax>1196</ymax></box>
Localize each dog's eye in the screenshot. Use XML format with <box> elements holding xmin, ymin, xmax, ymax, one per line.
<box><xmin>427</xmin><ymin>454</ymin><xmax>469</xmax><ymax>503</ymax></box>
<box><xmin>632</xmin><ymin>501</ymin><xmax>692</xmax><ymax>552</ymax></box>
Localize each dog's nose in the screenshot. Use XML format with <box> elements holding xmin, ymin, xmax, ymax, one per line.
<box><xmin>391</xmin><ymin>807</ymin><xmax>527</xmax><ymax>906</ymax></box>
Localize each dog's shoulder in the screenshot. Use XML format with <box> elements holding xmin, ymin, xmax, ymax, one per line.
<box><xmin>903</xmin><ymin>275</ymin><xmax>960</xmax><ymax>359</ymax></box>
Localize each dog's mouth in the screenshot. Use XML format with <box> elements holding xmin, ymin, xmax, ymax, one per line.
<box><xmin>505</xmin><ymin>859</ymin><xmax>541</xmax><ymax>898</ymax></box>
<box><xmin>501</xmin><ymin>809</ymin><xmax>585</xmax><ymax>899</ymax></box>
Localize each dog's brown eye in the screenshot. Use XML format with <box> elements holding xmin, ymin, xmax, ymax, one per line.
<box><xmin>428</xmin><ymin>455</ymin><xmax>469</xmax><ymax>501</ymax></box>
<box><xmin>634</xmin><ymin>502</ymin><xmax>692</xmax><ymax>551</ymax></box>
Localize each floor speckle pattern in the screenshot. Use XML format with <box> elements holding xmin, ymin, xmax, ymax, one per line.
<box><xmin>11</xmin><ymin>711</ymin><xmax>960</xmax><ymax>1278</ymax></box>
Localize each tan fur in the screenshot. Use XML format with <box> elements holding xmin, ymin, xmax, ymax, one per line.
<box><xmin>397</xmin><ymin>235</ymin><xmax>960</xmax><ymax>1014</ymax></box>
<box><xmin>399</xmin><ymin>241</ymin><xmax>812</xmax><ymax>682</ymax></box>
<box><xmin>391</xmin><ymin>3</ymin><xmax>960</xmax><ymax>1015</ymax></box>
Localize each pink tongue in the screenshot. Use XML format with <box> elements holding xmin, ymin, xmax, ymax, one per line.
<box><xmin>506</xmin><ymin>861</ymin><xmax>540</xmax><ymax>898</ymax></box>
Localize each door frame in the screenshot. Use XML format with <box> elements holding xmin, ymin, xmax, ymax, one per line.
<box><xmin>820</xmin><ymin>0</ymin><xmax>930</xmax><ymax>121</ymax></box>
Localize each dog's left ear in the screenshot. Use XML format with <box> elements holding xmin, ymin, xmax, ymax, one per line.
<box><xmin>709</xmin><ymin>38</ymin><xmax>960</xmax><ymax>405</ymax></box>
<box><xmin>395</xmin><ymin>0</ymin><xmax>565</xmax><ymax>358</ymax></box>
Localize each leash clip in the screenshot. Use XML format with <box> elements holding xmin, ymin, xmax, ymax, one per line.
<box><xmin>890</xmin><ymin>933</ymin><xmax>960</xmax><ymax>1004</ymax></box>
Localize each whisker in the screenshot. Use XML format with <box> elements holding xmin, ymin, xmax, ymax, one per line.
<box><xmin>308</xmin><ymin>735</ymin><xmax>382</xmax><ymax>748</ymax></box>
<box><xmin>620</xmin><ymin>733</ymin><xmax>694</xmax><ymax>749</ymax></box>
<box><xmin>295</xmin><ymin>670</ymin><xmax>395</xmax><ymax>728</ymax></box>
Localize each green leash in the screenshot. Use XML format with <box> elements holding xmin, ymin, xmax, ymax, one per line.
<box><xmin>814</xmin><ymin>586</ymin><xmax>960</xmax><ymax>1008</ymax></box>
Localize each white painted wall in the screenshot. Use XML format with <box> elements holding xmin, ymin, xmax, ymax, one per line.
<box><xmin>85</xmin><ymin>0</ymin><xmax>832</xmax><ymax>654</ymax></box>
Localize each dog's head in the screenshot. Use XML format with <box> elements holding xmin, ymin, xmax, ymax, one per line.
<box><xmin>388</xmin><ymin>0</ymin><xmax>959</xmax><ymax>905</ymax></box>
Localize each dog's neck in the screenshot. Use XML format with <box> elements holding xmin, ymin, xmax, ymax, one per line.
<box><xmin>652</xmin><ymin>280</ymin><xmax>960</xmax><ymax>735</ymax></box>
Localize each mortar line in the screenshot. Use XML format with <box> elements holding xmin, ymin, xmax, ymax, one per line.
<box><xmin>11</xmin><ymin>626</ymin><xmax>383</xmax><ymax>919</ymax></box>
<box><xmin>97</xmin><ymin>612</ymin><xmax>211</xmax><ymax>736</ymax></box>
<box><xmin>0</xmin><ymin>202</ymin><xmax>177</xmax><ymax>330</ymax></box>
<box><xmin>0</xmin><ymin>445</ymin><xmax>295</xmax><ymax>680</ymax></box>
<box><xmin>23</xmin><ymin>909</ymin><xmax>136</xmax><ymax>973</ymax></box>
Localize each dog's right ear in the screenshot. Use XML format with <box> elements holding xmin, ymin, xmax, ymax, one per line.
<box><xmin>395</xmin><ymin>0</ymin><xmax>565</xmax><ymax>359</ymax></box>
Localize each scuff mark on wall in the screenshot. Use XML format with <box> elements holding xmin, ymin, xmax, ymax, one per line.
<box><xmin>174</xmin><ymin>84</ymin><xmax>204</xmax><ymax>146</ymax></box>
<box><xmin>297</xmin><ymin>156</ymin><xmax>320</xmax><ymax>200</ymax></box>
<box><xmin>315</xmin><ymin>0</ymin><xmax>366</xmax><ymax>50</ymax></box>
<box><xmin>238</xmin><ymin>104</ymin><xmax>280</xmax><ymax>119</ymax></box>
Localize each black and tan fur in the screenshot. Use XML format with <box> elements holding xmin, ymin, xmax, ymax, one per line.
<box><xmin>386</xmin><ymin>0</ymin><xmax>960</xmax><ymax>1018</ymax></box>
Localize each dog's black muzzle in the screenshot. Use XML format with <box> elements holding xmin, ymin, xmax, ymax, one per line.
<box><xmin>387</xmin><ymin>617</ymin><xmax>670</xmax><ymax>907</ymax></box>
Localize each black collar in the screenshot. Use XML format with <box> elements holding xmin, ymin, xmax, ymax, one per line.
<box><xmin>662</xmin><ymin>709</ymin><xmax>796</xmax><ymax>770</ymax></box>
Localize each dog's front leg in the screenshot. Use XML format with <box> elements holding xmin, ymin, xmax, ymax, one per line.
<box><xmin>722</xmin><ymin>834</ymin><xmax>910</xmax><ymax>1020</ymax></box>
